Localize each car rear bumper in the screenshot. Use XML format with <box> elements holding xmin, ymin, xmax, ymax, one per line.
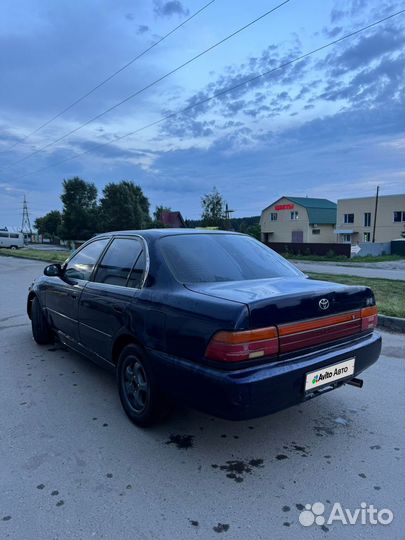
<box><xmin>148</xmin><ymin>331</ymin><xmax>382</xmax><ymax>420</ymax></box>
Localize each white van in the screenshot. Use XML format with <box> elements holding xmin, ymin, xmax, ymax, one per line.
<box><xmin>0</xmin><ymin>231</ymin><xmax>25</xmax><ymax>249</ymax></box>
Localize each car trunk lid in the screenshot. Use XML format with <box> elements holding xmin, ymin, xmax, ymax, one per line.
<box><xmin>186</xmin><ymin>277</ymin><xmax>375</xmax><ymax>355</ymax></box>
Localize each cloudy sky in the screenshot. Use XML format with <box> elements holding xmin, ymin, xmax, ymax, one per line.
<box><xmin>0</xmin><ymin>0</ymin><xmax>404</xmax><ymax>227</ymax></box>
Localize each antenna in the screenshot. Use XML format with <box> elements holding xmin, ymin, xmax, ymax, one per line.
<box><xmin>21</xmin><ymin>195</ymin><xmax>32</xmax><ymax>236</ymax></box>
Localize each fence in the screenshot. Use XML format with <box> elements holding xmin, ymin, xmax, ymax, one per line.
<box><xmin>264</xmin><ymin>242</ymin><xmax>351</xmax><ymax>257</ymax></box>
<box><xmin>353</xmin><ymin>242</ymin><xmax>391</xmax><ymax>257</ymax></box>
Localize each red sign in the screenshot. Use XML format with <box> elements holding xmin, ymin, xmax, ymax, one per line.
<box><xmin>275</xmin><ymin>203</ymin><xmax>294</xmax><ymax>211</ymax></box>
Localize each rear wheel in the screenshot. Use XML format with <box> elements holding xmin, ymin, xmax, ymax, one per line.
<box><xmin>10</xmin><ymin>245</ymin><xmax>18</xmax><ymax>250</ymax></box>
<box><xmin>31</xmin><ymin>296</ymin><xmax>53</xmax><ymax>344</ymax></box>
<box><xmin>117</xmin><ymin>344</ymin><xmax>170</xmax><ymax>427</ymax></box>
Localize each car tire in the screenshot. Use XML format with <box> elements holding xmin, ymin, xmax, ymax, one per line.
<box><xmin>117</xmin><ymin>344</ymin><xmax>171</xmax><ymax>427</ymax></box>
<box><xmin>10</xmin><ymin>245</ymin><xmax>18</xmax><ymax>250</ymax></box>
<box><xmin>31</xmin><ymin>296</ymin><xmax>53</xmax><ymax>345</ymax></box>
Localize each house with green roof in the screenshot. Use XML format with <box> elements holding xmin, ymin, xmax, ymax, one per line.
<box><xmin>260</xmin><ymin>196</ymin><xmax>337</xmax><ymax>244</ymax></box>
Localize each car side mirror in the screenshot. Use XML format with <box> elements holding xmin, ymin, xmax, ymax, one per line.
<box><xmin>44</xmin><ymin>263</ymin><xmax>63</xmax><ymax>277</ymax></box>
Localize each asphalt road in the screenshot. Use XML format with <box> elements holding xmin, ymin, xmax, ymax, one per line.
<box><xmin>0</xmin><ymin>257</ymin><xmax>404</xmax><ymax>540</ymax></box>
<box><xmin>292</xmin><ymin>261</ymin><xmax>404</xmax><ymax>281</ymax></box>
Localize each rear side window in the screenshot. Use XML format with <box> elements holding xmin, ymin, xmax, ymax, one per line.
<box><xmin>0</xmin><ymin>232</ymin><xmax>9</xmax><ymax>238</ymax></box>
<box><xmin>94</xmin><ymin>238</ymin><xmax>144</xmax><ymax>287</ymax></box>
<box><xmin>160</xmin><ymin>234</ymin><xmax>303</xmax><ymax>283</ymax></box>
<box><xmin>65</xmin><ymin>238</ymin><xmax>109</xmax><ymax>281</ymax></box>
<box><xmin>127</xmin><ymin>250</ymin><xmax>146</xmax><ymax>288</ymax></box>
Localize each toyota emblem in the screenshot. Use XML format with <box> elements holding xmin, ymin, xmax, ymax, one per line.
<box><xmin>319</xmin><ymin>298</ymin><xmax>330</xmax><ymax>310</ymax></box>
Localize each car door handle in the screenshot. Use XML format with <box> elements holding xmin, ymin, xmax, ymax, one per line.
<box><xmin>70</xmin><ymin>292</ymin><xmax>78</xmax><ymax>299</ymax></box>
<box><xmin>113</xmin><ymin>305</ymin><xmax>124</xmax><ymax>313</ymax></box>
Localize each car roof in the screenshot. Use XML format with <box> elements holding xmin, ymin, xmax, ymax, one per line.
<box><xmin>95</xmin><ymin>228</ymin><xmax>243</xmax><ymax>239</ymax></box>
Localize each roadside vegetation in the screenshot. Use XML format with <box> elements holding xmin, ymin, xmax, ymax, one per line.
<box><xmin>285</xmin><ymin>253</ymin><xmax>404</xmax><ymax>263</ymax></box>
<box><xmin>0</xmin><ymin>248</ymin><xmax>69</xmax><ymax>264</ymax></box>
<box><xmin>2</xmin><ymin>248</ymin><xmax>403</xmax><ymax>317</ymax></box>
<box><xmin>308</xmin><ymin>272</ymin><xmax>405</xmax><ymax>318</ymax></box>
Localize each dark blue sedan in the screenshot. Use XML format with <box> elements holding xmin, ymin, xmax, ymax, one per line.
<box><xmin>27</xmin><ymin>230</ymin><xmax>381</xmax><ymax>426</ymax></box>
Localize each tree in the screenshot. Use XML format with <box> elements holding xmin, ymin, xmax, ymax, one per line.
<box><xmin>153</xmin><ymin>205</ymin><xmax>172</xmax><ymax>227</ymax></box>
<box><xmin>201</xmin><ymin>187</ymin><xmax>227</xmax><ymax>228</ymax></box>
<box><xmin>59</xmin><ymin>177</ymin><xmax>98</xmax><ymax>240</ymax></box>
<box><xmin>99</xmin><ymin>181</ymin><xmax>151</xmax><ymax>231</ymax></box>
<box><xmin>246</xmin><ymin>223</ymin><xmax>261</xmax><ymax>240</ymax></box>
<box><xmin>34</xmin><ymin>210</ymin><xmax>62</xmax><ymax>241</ymax></box>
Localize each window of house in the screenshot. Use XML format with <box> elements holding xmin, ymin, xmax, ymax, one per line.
<box><xmin>364</xmin><ymin>212</ymin><xmax>371</xmax><ymax>227</ymax></box>
<box><xmin>363</xmin><ymin>232</ymin><xmax>371</xmax><ymax>242</ymax></box>
<box><xmin>393</xmin><ymin>211</ymin><xmax>405</xmax><ymax>222</ymax></box>
<box><xmin>270</xmin><ymin>213</ymin><xmax>278</xmax><ymax>221</ymax></box>
<box><xmin>312</xmin><ymin>229</ymin><xmax>320</xmax><ymax>235</ymax></box>
<box><xmin>290</xmin><ymin>211</ymin><xmax>299</xmax><ymax>220</ymax></box>
<box><xmin>342</xmin><ymin>234</ymin><xmax>351</xmax><ymax>243</ymax></box>
<box><xmin>344</xmin><ymin>213</ymin><xmax>354</xmax><ymax>224</ymax></box>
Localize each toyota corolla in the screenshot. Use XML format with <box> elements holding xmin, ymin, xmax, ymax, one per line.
<box><xmin>27</xmin><ymin>230</ymin><xmax>381</xmax><ymax>426</ymax></box>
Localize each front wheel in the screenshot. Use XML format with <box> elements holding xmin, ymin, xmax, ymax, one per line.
<box><xmin>31</xmin><ymin>296</ymin><xmax>53</xmax><ymax>344</ymax></box>
<box><xmin>117</xmin><ymin>344</ymin><xmax>170</xmax><ymax>427</ymax></box>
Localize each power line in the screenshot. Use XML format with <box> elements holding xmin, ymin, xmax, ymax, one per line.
<box><xmin>4</xmin><ymin>0</ymin><xmax>291</xmax><ymax>170</ymax></box>
<box><xmin>10</xmin><ymin>9</ymin><xmax>405</xmax><ymax>183</ymax></box>
<box><xmin>3</xmin><ymin>0</ymin><xmax>216</xmax><ymax>152</ymax></box>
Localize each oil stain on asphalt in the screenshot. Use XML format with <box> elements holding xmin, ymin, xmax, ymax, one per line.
<box><xmin>165</xmin><ymin>434</ymin><xmax>194</xmax><ymax>449</ymax></box>
<box><xmin>213</xmin><ymin>523</ymin><xmax>230</xmax><ymax>533</ymax></box>
<box><xmin>211</xmin><ymin>459</ymin><xmax>263</xmax><ymax>482</ymax></box>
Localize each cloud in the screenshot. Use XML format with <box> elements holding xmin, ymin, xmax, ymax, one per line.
<box><xmin>0</xmin><ymin>0</ymin><xmax>404</xmax><ymax>225</ymax></box>
<box><xmin>0</xmin><ymin>1</ymin><xmax>160</xmax><ymax>122</ymax></box>
<box><xmin>323</xmin><ymin>25</ymin><xmax>343</xmax><ymax>38</ymax></box>
<box><xmin>153</xmin><ymin>0</ymin><xmax>189</xmax><ymax>18</ymax></box>
<box><xmin>330</xmin><ymin>8</ymin><xmax>345</xmax><ymax>23</ymax></box>
<box><xmin>71</xmin><ymin>140</ymin><xmax>150</xmax><ymax>161</ymax></box>
<box><xmin>137</xmin><ymin>24</ymin><xmax>149</xmax><ymax>34</ymax></box>
<box><xmin>160</xmin><ymin>43</ymin><xmax>312</xmax><ymax>138</ymax></box>
<box><xmin>324</xmin><ymin>26</ymin><xmax>404</xmax><ymax>77</ymax></box>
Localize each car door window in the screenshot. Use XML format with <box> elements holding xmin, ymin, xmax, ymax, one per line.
<box><xmin>64</xmin><ymin>239</ymin><xmax>109</xmax><ymax>281</ymax></box>
<box><xmin>94</xmin><ymin>238</ymin><xmax>143</xmax><ymax>287</ymax></box>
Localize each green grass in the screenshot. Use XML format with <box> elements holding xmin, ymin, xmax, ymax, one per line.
<box><xmin>308</xmin><ymin>272</ymin><xmax>405</xmax><ymax>319</ymax></box>
<box><xmin>284</xmin><ymin>253</ymin><xmax>404</xmax><ymax>263</ymax></box>
<box><xmin>0</xmin><ymin>248</ymin><xmax>70</xmax><ymax>264</ymax></box>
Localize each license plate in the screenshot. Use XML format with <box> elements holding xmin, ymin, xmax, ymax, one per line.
<box><xmin>305</xmin><ymin>358</ymin><xmax>355</xmax><ymax>392</ymax></box>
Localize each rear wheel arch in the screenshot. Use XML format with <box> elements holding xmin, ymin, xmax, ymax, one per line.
<box><xmin>112</xmin><ymin>334</ymin><xmax>142</xmax><ymax>366</ymax></box>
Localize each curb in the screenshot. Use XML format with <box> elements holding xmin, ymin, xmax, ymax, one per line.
<box><xmin>378</xmin><ymin>314</ymin><xmax>405</xmax><ymax>334</ymax></box>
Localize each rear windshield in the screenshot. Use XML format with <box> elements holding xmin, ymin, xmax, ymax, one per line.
<box><xmin>159</xmin><ymin>234</ymin><xmax>304</xmax><ymax>283</ymax></box>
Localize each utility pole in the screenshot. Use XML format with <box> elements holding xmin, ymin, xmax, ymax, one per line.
<box><xmin>372</xmin><ymin>185</ymin><xmax>379</xmax><ymax>243</ymax></box>
<box><xmin>225</xmin><ymin>203</ymin><xmax>234</xmax><ymax>220</ymax></box>
<box><xmin>225</xmin><ymin>203</ymin><xmax>234</xmax><ymax>230</ymax></box>
<box><xmin>21</xmin><ymin>195</ymin><xmax>32</xmax><ymax>240</ymax></box>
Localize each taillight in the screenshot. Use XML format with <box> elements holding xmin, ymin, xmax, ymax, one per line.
<box><xmin>361</xmin><ymin>305</ymin><xmax>378</xmax><ymax>331</ymax></box>
<box><xmin>205</xmin><ymin>326</ymin><xmax>278</xmax><ymax>363</ymax></box>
